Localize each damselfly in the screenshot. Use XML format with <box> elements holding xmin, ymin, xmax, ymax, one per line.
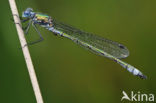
<box><xmin>17</xmin><ymin>8</ymin><xmax>146</xmax><ymax>79</ymax></box>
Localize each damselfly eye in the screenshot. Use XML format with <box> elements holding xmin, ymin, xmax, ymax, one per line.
<box><xmin>25</xmin><ymin>11</ymin><xmax>29</xmax><ymax>15</ymax></box>
<box><xmin>23</xmin><ymin>11</ymin><xmax>30</xmax><ymax>17</ymax></box>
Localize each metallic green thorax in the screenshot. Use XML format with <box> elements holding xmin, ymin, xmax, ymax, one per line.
<box><xmin>34</xmin><ymin>13</ymin><xmax>52</xmax><ymax>27</ymax></box>
<box><xmin>36</xmin><ymin>13</ymin><xmax>49</xmax><ymax>18</ymax></box>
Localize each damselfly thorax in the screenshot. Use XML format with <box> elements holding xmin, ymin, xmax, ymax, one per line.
<box><xmin>33</xmin><ymin>13</ymin><xmax>53</xmax><ymax>27</ymax></box>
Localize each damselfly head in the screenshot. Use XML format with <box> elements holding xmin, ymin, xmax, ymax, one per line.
<box><xmin>22</xmin><ymin>8</ymin><xmax>34</xmax><ymax>18</ymax></box>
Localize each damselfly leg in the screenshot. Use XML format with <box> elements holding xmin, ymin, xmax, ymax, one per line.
<box><xmin>12</xmin><ymin>14</ymin><xmax>44</xmax><ymax>46</ymax></box>
<box><xmin>13</xmin><ymin>14</ymin><xmax>30</xmax><ymax>23</ymax></box>
<box><xmin>12</xmin><ymin>14</ymin><xmax>30</xmax><ymax>30</ymax></box>
<box><xmin>23</xmin><ymin>23</ymin><xmax>44</xmax><ymax>47</ymax></box>
<box><xmin>24</xmin><ymin>20</ymin><xmax>32</xmax><ymax>34</ymax></box>
<box><xmin>26</xmin><ymin>22</ymin><xmax>44</xmax><ymax>45</ymax></box>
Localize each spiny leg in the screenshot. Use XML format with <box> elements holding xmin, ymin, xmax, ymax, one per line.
<box><xmin>11</xmin><ymin>14</ymin><xmax>30</xmax><ymax>30</ymax></box>
<box><xmin>32</xmin><ymin>23</ymin><xmax>44</xmax><ymax>44</ymax></box>
<box><xmin>24</xmin><ymin>23</ymin><xmax>44</xmax><ymax>47</ymax></box>
<box><xmin>12</xmin><ymin>15</ymin><xmax>44</xmax><ymax>47</ymax></box>
<box><xmin>24</xmin><ymin>20</ymin><xmax>32</xmax><ymax>34</ymax></box>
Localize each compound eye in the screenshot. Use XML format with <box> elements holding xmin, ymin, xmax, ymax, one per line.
<box><xmin>25</xmin><ymin>12</ymin><xmax>28</xmax><ymax>15</ymax></box>
<box><xmin>22</xmin><ymin>9</ymin><xmax>32</xmax><ymax>17</ymax></box>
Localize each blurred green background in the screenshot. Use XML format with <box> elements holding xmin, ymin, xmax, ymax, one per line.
<box><xmin>0</xmin><ymin>0</ymin><xmax>156</xmax><ymax>103</ymax></box>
